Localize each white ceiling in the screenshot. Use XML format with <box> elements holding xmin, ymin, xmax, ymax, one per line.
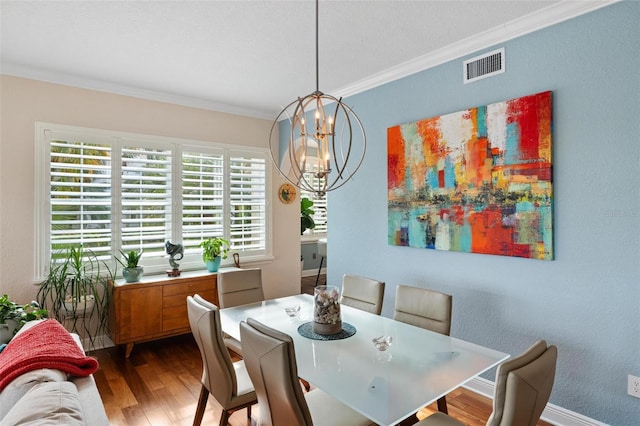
<box><xmin>0</xmin><ymin>1</ymin><xmax>615</xmax><ymax>119</ymax></box>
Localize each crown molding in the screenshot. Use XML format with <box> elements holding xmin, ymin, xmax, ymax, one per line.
<box><xmin>0</xmin><ymin>63</ymin><xmax>275</xmax><ymax>120</ymax></box>
<box><xmin>334</xmin><ymin>0</ymin><xmax>621</xmax><ymax>99</ymax></box>
<box><xmin>1</xmin><ymin>1</ymin><xmax>620</xmax><ymax>118</ymax></box>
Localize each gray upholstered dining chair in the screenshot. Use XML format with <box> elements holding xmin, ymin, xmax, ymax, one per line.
<box><xmin>340</xmin><ymin>274</ymin><xmax>385</xmax><ymax>315</ymax></box>
<box><xmin>414</xmin><ymin>339</ymin><xmax>557</xmax><ymax>426</ymax></box>
<box><xmin>186</xmin><ymin>294</ymin><xmax>257</xmax><ymax>426</ymax></box>
<box><xmin>394</xmin><ymin>284</ymin><xmax>452</xmax><ymax>413</ymax></box>
<box><xmin>217</xmin><ymin>268</ymin><xmax>265</xmax><ymax>355</ymax></box>
<box><xmin>217</xmin><ymin>268</ymin><xmax>265</xmax><ymax>308</ymax></box>
<box><xmin>239</xmin><ymin>317</ymin><xmax>374</xmax><ymax>426</ymax></box>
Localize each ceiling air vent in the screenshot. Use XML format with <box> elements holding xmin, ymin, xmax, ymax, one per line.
<box><xmin>463</xmin><ymin>48</ymin><xmax>505</xmax><ymax>84</ymax></box>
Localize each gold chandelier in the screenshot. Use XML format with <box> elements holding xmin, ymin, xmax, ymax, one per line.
<box><xmin>269</xmin><ymin>0</ymin><xmax>366</xmax><ymax>197</ymax></box>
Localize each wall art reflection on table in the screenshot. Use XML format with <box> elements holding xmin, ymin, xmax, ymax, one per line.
<box><xmin>387</xmin><ymin>91</ymin><xmax>553</xmax><ymax>260</ymax></box>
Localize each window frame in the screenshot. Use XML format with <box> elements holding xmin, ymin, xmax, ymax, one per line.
<box><xmin>35</xmin><ymin>122</ymin><xmax>272</xmax><ymax>280</ymax></box>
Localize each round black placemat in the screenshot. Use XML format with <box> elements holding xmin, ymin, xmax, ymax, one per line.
<box><xmin>297</xmin><ymin>322</ymin><xmax>356</xmax><ymax>340</ymax></box>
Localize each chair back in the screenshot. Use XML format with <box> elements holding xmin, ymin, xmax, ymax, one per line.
<box><xmin>239</xmin><ymin>318</ymin><xmax>312</xmax><ymax>426</ymax></box>
<box><xmin>487</xmin><ymin>339</ymin><xmax>557</xmax><ymax>426</ymax></box>
<box><xmin>341</xmin><ymin>274</ymin><xmax>385</xmax><ymax>315</ymax></box>
<box><xmin>187</xmin><ymin>295</ymin><xmax>237</xmax><ymax>406</ymax></box>
<box><xmin>393</xmin><ymin>285</ymin><xmax>452</xmax><ymax>335</ymax></box>
<box><xmin>217</xmin><ymin>268</ymin><xmax>265</xmax><ymax>308</ymax></box>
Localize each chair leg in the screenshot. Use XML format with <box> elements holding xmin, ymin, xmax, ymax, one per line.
<box><xmin>397</xmin><ymin>414</ymin><xmax>419</xmax><ymax>426</ymax></box>
<box><xmin>219</xmin><ymin>410</ymin><xmax>230</xmax><ymax>426</ymax></box>
<box><xmin>193</xmin><ymin>385</ymin><xmax>209</xmax><ymax>426</ymax></box>
<box><xmin>247</xmin><ymin>404</ymin><xmax>251</xmax><ymax>419</ymax></box>
<box><xmin>314</xmin><ymin>256</ymin><xmax>325</xmax><ymax>287</ymax></box>
<box><xmin>437</xmin><ymin>395</ymin><xmax>448</xmax><ymax>414</ymax></box>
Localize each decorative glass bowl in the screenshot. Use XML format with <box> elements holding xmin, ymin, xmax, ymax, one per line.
<box><xmin>285</xmin><ymin>305</ymin><xmax>301</xmax><ymax>317</ymax></box>
<box><xmin>372</xmin><ymin>335</ymin><xmax>393</xmax><ymax>351</ymax></box>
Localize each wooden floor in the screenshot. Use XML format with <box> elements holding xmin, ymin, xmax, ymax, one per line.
<box><xmin>302</xmin><ymin>272</ymin><xmax>325</xmax><ymax>291</ymax></box>
<box><xmin>92</xmin><ymin>275</ymin><xmax>552</xmax><ymax>426</ymax></box>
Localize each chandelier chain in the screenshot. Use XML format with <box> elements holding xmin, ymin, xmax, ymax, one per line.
<box><xmin>315</xmin><ymin>0</ymin><xmax>319</xmax><ymax>93</ymax></box>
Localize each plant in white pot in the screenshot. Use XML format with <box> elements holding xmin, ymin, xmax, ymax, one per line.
<box><xmin>37</xmin><ymin>245</ymin><xmax>113</xmax><ymax>348</ymax></box>
<box><xmin>200</xmin><ymin>237</ymin><xmax>230</xmax><ymax>272</ymax></box>
<box><xmin>116</xmin><ymin>249</ymin><xmax>144</xmax><ymax>283</ymax></box>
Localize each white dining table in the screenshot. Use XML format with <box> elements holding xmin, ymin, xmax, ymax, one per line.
<box><xmin>219</xmin><ymin>294</ymin><xmax>509</xmax><ymax>426</ymax></box>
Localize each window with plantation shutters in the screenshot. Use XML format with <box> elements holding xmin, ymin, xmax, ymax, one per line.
<box><xmin>49</xmin><ymin>137</ymin><xmax>113</xmax><ymax>259</ymax></box>
<box><xmin>36</xmin><ymin>123</ymin><xmax>271</xmax><ymax>279</ymax></box>
<box><xmin>181</xmin><ymin>149</ymin><xmax>224</xmax><ymax>253</ymax></box>
<box><xmin>229</xmin><ymin>154</ymin><xmax>266</xmax><ymax>253</ymax></box>
<box><xmin>120</xmin><ymin>142</ymin><xmax>173</xmax><ymax>259</ymax></box>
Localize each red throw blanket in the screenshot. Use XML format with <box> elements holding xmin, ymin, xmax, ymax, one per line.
<box><xmin>0</xmin><ymin>319</ymin><xmax>99</xmax><ymax>392</ymax></box>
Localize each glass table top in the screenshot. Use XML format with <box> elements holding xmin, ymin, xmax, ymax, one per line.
<box><xmin>220</xmin><ymin>294</ymin><xmax>509</xmax><ymax>426</ymax></box>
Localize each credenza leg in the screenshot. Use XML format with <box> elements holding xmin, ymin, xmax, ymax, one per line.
<box><xmin>125</xmin><ymin>343</ymin><xmax>134</xmax><ymax>358</ymax></box>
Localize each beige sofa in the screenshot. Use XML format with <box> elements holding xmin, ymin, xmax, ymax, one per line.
<box><xmin>0</xmin><ymin>320</ymin><xmax>109</xmax><ymax>425</ymax></box>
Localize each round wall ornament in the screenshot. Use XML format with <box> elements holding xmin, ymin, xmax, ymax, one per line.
<box><xmin>278</xmin><ymin>183</ymin><xmax>297</xmax><ymax>204</ymax></box>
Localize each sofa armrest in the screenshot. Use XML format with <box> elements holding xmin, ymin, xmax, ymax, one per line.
<box><xmin>3</xmin><ymin>320</ymin><xmax>110</xmax><ymax>425</ymax></box>
<box><xmin>72</xmin><ymin>375</ymin><xmax>110</xmax><ymax>426</ymax></box>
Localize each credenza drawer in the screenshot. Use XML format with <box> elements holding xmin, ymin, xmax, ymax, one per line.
<box><xmin>163</xmin><ymin>277</ymin><xmax>214</xmax><ymax>297</ymax></box>
<box><xmin>162</xmin><ymin>289</ymin><xmax>216</xmax><ymax>331</ymax></box>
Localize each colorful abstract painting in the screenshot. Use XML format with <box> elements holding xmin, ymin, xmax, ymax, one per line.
<box><xmin>387</xmin><ymin>91</ymin><xmax>553</xmax><ymax>260</ymax></box>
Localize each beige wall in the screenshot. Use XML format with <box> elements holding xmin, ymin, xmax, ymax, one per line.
<box><xmin>0</xmin><ymin>75</ymin><xmax>300</xmax><ymax>303</ymax></box>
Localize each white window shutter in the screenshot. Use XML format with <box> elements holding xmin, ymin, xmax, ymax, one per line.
<box><xmin>120</xmin><ymin>144</ymin><xmax>172</xmax><ymax>257</ymax></box>
<box><xmin>181</xmin><ymin>150</ymin><xmax>225</xmax><ymax>252</ymax></box>
<box><xmin>50</xmin><ymin>138</ymin><xmax>113</xmax><ymax>259</ymax></box>
<box><xmin>229</xmin><ymin>153</ymin><xmax>267</xmax><ymax>253</ymax></box>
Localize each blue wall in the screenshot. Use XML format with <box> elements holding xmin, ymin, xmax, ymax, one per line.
<box><xmin>327</xmin><ymin>2</ymin><xmax>639</xmax><ymax>424</ymax></box>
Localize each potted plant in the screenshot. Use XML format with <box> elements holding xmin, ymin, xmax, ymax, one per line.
<box><xmin>200</xmin><ymin>237</ymin><xmax>230</xmax><ymax>272</ymax></box>
<box><xmin>116</xmin><ymin>249</ymin><xmax>144</xmax><ymax>283</ymax></box>
<box><xmin>301</xmin><ymin>197</ymin><xmax>316</xmax><ymax>235</ymax></box>
<box><xmin>0</xmin><ymin>294</ymin><xmax>19</xmax><ymax>344</ymax></box>
<box><xmin>0</xmin><ymin>295</ymin><xmax>47</xmax><ymax>344</ymax></box>
<box><xmin>37</xmin><ymin>245</ymin><xmax>113</xmax><ymax>349</ymax></box>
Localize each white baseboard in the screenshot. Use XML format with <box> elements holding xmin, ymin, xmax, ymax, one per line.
<box><xmin>463</xmin><ymin>377</ymin><xmax>608</xmax><ymax>426</ymax></box>
<box><xmin>82</xmin><ymin>334</ymin><xmax>115</xmax><ymax>352</ymax></box>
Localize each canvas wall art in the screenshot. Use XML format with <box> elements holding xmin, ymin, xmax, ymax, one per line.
<box><xmin>387</xmin><ymin>91</ymin><xmax>553</xmax><ymax>260</ymax></box>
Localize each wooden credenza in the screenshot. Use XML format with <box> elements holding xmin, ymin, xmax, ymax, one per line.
<box><xmin>109</xmin><ymin>271</ymin><xmax>218</xmax><ymax>357</ymax></box>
